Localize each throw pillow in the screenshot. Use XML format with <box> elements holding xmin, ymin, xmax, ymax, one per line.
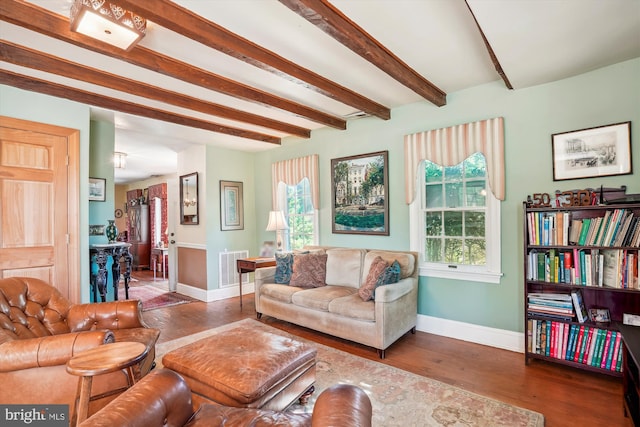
<box><xmin>289</xmin><ymin>253</ymin><xmax>328</xmax><ymax>288</ymax></box>
<box><xmin>358</xmin><ymin>256</ymin><xmax>388</xmax><ymax>301</ymax></box>
<box><xmin>274</xmin><ymin>252</ymin><xmax>294</xmax><ymax>284</ymax></box>
<box><xmin>372</xmin><ymin>260</ymin><xmax>402</xmax><ymax>298</ymax></box>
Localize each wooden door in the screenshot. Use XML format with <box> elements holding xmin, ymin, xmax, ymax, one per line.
<box><xmin>0</xmin><ymin>116</ymin><xmax>80</xmax><ymax>301</ymax></box>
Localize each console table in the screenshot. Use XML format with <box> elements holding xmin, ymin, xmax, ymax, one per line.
<box><xmin>151</xmin><ymin>247</ymin><xmax>168</xmax><ymax>280</ymax></box>
<box><xmin>236</xmin><ymin>257</ymin><xmax>276</xmax><ymax>308</ymax></box>
<box><xmin>90</xmin><ymin>242</ymin><xmax>132</xmax><ymax>303</ymax></box>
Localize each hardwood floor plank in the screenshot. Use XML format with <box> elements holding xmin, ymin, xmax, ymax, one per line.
<box><xmin>142</xmin><ymin>293</ymin><xmax>629</xmax><ymax>427</ymax></box>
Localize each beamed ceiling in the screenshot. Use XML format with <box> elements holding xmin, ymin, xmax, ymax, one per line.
<box><xmin>1</xmin><ymin>0</ymin><xmax>639</xmax><ymax>182</ymax></box>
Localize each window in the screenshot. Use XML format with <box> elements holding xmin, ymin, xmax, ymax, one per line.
<box><xmin>277</xmin><ymin>179</ymin><xmax>318</xmax><ymax>250</ymax></box>
<box><xmin>410</xmin><ymin>153</ymin><xmax>501</xmax><ymax>283</ymax></box>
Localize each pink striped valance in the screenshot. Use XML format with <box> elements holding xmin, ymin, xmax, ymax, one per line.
<box><xmin>404</xmin><ymin>117</ymin><xmax>505</xmax><ymax>204</ymax></box>
<box><xmin>272</xmin><ymin>154</ymin><xmax>320</xmax><ymax>209</ymax></box>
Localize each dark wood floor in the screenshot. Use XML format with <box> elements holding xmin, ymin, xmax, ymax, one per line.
<box><xmin>142</xmin><ymin>290</ymin><xmax>629</xmax><ymax>427</ymax></box>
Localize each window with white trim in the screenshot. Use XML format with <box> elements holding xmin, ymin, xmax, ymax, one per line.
<box><xmin>410</xmin><ymin>153</ymin><xmax>502</xmax><ymax>283</ymax></box>
<box><xmin>277</xmin><ymin>178</ymin><xmax>318</xmax><ymax>250</ymax></box>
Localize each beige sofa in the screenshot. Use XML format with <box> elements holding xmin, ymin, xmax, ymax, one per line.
<box><xmin>255</xmin><ymin>246</ymin><xmax>418</xmax><ymax>358</ymax></box>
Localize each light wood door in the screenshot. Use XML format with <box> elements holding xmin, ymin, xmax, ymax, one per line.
<box><xmin>0</xmin><ymin>116</ymin><xmax>80</xmax><ymax>301</ymax></box>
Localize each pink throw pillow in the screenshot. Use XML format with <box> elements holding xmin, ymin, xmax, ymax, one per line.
<box><xmin>358</xmin><ymin>256</ymin><xmax>388</xmax><ymax>301</ymax></box>
<box><xmin>289</xmin><ymin>253</ymin><xmax>328</xmax><ymax>288</ymax></box>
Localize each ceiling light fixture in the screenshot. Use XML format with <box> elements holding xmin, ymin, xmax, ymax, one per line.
<box><xmin>70</xmin><ymin>0</ymin><xmax>147</xmax><ymax>51</ymax></box>
<box><xmin>113</xmin><ymin>151</ymin><xmax>127</xmax><ymax>169</ymax></box>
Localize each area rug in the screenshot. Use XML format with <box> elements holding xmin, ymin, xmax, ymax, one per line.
<box><xmin>156</xmin><ymin>319</ymin><xmax>545</xmax><ymax>427</ymax></box>
<box><xmin>118</xmin><ymin>284</ymin><xmax>195</xmax><ymax>311</ymax></box>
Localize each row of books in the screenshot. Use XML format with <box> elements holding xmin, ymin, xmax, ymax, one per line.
<box><xmin>526</xmin><ymin>248</ymin><xmax>639</xmax><ymax>289</ymax></box>
<box><xmin>526</xmin><ymin>209</ymin><xmax>640</xmax><ymax>247</ymax></box>
<box><xmin>527</xmin><ymin>319</ymin><xmax>623</xmax><ymax>373</ymax></box>
<box><xmin>527</xmin><ymin>291</ymin><xmax>588</xmax><ymax>322</ymax></box>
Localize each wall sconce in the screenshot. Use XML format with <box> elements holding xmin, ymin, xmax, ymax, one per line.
<box><xmin>113</xmin><ymin>151</ymin><xmax>127</xmax><ymax>169</ymax></box>
<box><xmin>70</xmin><ymin>0</ymin><xmax>147</xmax><ymax>51</ymax></box>
<box><xmin>266</xmin><ymin>210</ymin><xmax>289</xmax><ymax>251</ymax></box>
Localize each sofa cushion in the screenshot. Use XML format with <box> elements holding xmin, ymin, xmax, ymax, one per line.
<box><xmin>362</xmin><ymin>251</ymin><xmax>415</xmax><ymax>282</ymax></box>
<box><xmin>289</xmin><ymin>253</ymin><xmax>328</xmax><ymax>288</ymax></box>
<box><xmin>372</xmin><ymin>260</ymin><xmax>401</xmax><ymax>299</ymax></box>
<box><xmin>274</xmin><ymin>252</ymin><xmax>294</xmax><ymax>284</ymax></box>
<box><xmin>291</xmin><ymin>286</ymin><xmax>357</xmax><ymax>311</ymax></box>
<box><xmin>328</xmin><ymin>294</ymin><xmax>375</xmax><ymax>322</ymax></box>
<box><xmin>358</xmin><ymin>256</ymin><xmax>388</xmax><ymax>301</ymax></box>
<box><xmin>260</xmin><ymin>284</ymin><xmax>304</xmax><ymax>303</ymax></box>
<box><xmin>325</xmin><ymin>248</ymin><xmax>366</xmax><ymax>288</ymax></box>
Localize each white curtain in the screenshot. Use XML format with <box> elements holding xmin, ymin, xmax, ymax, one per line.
<box><xmin>404</xmin><ymin>117</ymin><xmax>505</xmax><ymax>203</ymax></box>
<box><xmin>271</xmin><ymin>154</ymin><xmax>320</xmax><ymax>209</ymax></box>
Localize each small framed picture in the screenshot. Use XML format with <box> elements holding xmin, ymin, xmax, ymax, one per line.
<box><xmin>89</xmin><ymin>177</ymin><xmax>106</xmax><ymax>202</ymax></box>
<box><xmin>589</xmin><ymin>308</ymin><xmax>611</xmax><ymax>323</ymax></box>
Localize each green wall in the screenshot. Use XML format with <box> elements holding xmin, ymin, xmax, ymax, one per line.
<box><xmin>205</xmin><ymin>145</ymin><xmax>256</xmax><ymax>290</ymax></box>
<box><xmin>252</xmin><ymin>58</ymin><xmax>640</xmax><ymax>333</ymax></box>
<box><xmin>88</xmin><ymin>120</ymin><xmax>116</xmax><ymax>245</ymax></box>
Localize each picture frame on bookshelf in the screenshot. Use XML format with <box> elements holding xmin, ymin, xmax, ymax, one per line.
<box><xmin>589</xmin><ymin>308</ymin><xmax>611</xmax><ymax>324</ymax></box>
<box><xmin>551</xmin><ymin>121</ymin><xmax>632</xmax><ymax>181</ymax></box>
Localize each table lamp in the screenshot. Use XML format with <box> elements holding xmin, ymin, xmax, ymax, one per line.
<box><xmin>266</xmin><ymin>210</ymin><xmax>289</xmax><ymax>251</ymax></box>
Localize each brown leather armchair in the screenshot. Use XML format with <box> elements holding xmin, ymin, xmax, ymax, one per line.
<box><xmin>0</xmin><ymin>277</ymin><xmax>160</xmax><ymax>415</ymax></box>
<box><xmin>80</xmin><ymin>368</ymin><xmax>373</xmax><ymax>427</ymax></box>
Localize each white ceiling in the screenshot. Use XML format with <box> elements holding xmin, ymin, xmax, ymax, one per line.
<box><xmin>2</xmin><ymin>0</ymin><xmax>639</xmax><ymax>183</ymax></box>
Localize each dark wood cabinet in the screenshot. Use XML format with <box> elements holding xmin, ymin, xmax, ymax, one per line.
<box><xmin>620</xmin><ymin>324</ymin><xmax>640</xmax><ymax>425</ymax></box>
<box><xmin>128</xmin><ymin>204</ymin><xmax>150</xmax><ymax>270</ymax></box>
<box><xmin>523</xmin><ymin>200</ymin><xmax>640</xmax><ymax>377</ymax></box>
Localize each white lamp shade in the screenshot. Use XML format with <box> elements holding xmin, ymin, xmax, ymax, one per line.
<box><xmin>266</xmin><ymin>210</ymin><xmax>288</xmax><ymax>231</ymax></box>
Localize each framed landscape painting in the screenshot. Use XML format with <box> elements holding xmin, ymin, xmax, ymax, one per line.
<box><xmin>331</xmin><ymin>151</ymin><xmax>389</xmax><ymax>235</ymax></box>
<box><xmin>551</xmin><ymin>121</ymin><xmax>632</xmax><ymax>181</ymax></box>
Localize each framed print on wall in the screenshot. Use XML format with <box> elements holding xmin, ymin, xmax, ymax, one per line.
<box><xmin>220</xmin><ymin>180</ymin><xmax>244</xmax><ymax>231</ymax></box>
<box><xmin>331</xmin><ymin>150</ymin><xmax>389</xmax><ymax>235</ymax></box>
<box><xmin>551</xmin><ymin>121</ymin><xmax>632</xmax><ymax>181</ymax></box>
<box><xmin>88</xmin><ymin>177</ymin><xmax>106</xmax><ymax>202</ymax></box>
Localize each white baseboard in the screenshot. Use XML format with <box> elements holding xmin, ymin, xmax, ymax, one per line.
<box><xmin>416</xmin><ymin>314</ymin><xmax>524</xmax><ymax>353</ymax></box>
<box><xmin>176</xmin><ymin>282</ymin><xmax>255</xmax><ymax>303</ymax></box>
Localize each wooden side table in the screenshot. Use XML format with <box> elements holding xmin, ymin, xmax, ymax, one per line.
<box><xmin>237</xmin><ymin>257</ymin><xmax>276</xmax><ymax>308</ymax></box>
<box><xmin>66</xmin><ymin>342</ymin><xmax>148</xmax><ymax>426</ymax></box>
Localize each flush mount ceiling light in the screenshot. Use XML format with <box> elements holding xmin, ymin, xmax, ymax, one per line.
<box><xmin>70</xmin><ymin>0</ymin><xmax>146</xmax><ymax>51</ymax></box>
<box><xmin>113</xmin><ymin>151</ymin><xmax>127</xmax><ymax>169</ymax></box>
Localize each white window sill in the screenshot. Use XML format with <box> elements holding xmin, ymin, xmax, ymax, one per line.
<box><xmin>419</xmin><ymin>265</ymin><xmax>503</xmax><ymax>284</ymax></box>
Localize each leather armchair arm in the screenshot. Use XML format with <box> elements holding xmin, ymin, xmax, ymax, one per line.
<box><xmin>0</xmin><ymin>330</ymin><xmax>114</xmax><ymax>372</ymax></box>
<box><xmin>80</xmin><ymin>369</ymin><xmax>195</xmax><ymax>427</ymax></box>
<box><xmin>68</xmin><ymin>300</ymin><xmax>147</xmax><ymax>332</ymax></box>
<box><xmin>374</xmin><ymin>277</ymin><xmax>416</xmax><ymax>303</ymax></box>
<box><xmin>312</xmin><ymin>384</ymin><xmax>372</xmax><ymax>427</ymax></box>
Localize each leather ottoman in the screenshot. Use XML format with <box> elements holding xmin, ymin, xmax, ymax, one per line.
<box><xmin>162</xmin><ymin>323</ymin><xmax>317</xmax><ymax>410</ymax></box>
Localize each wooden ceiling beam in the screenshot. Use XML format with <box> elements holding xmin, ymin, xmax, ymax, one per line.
<box><xmin>0</xmin><ymin>0</ymin><xmax>344</xmax><ymax>130</ymax></box>
<box><xmin>464</xmin><ymin>1</ymin><xmax>513</xmax><ymax>90</ymax></box>
<box><xmin>116</xmin><ymin>0</ymin><xmax>390</xmax><ymax>120</ymax></box>
<box><xmin>0</xmin><ymin>41</ymin><xmax>310</xmax><ymax>138</ymax></box>
<box><xmin>0</xmin><ymin>70</ymin><xmax>281</xmax><ymax>145</ymax></box>
<box><xmin>279</xmin><ymin>0</ymin><xmax>447</xmax><ymax>107</ymax></box>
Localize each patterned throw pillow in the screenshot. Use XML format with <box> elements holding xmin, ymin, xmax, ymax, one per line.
<box><xmin>358</xmin><ymin>256</ymin><xmax>388</xmax><ymax>301</ymax></box>
<box><xmin>372</xmin><ymin>260</ymin><xmax>402</xmax><ymax>299</ymax></box>
<box><xmin>274</xmin><ymin>252</ymin><xmax>294</xmax><ymax>284</ymax></box>
<box><xmin>289</xmin><ymin>253</ymin><xmax>328</xmax><ymax>288</ymax></box>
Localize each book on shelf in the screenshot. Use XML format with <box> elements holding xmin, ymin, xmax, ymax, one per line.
<box><xmin>571</xmin><ymin>290</ymin><xmax>589</xmax><ymax>323</ymax></box>
<box><xmin>602</xmin><ymin>249</ymin><xmax>622</xmax><ymax>288</ymax></box>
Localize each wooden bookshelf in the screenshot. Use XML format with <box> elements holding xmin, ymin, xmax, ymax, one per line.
<box><xmin>523</xmin><ymin>197</ymin><xmax>640</xmax><ymax>377</ymax></box>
